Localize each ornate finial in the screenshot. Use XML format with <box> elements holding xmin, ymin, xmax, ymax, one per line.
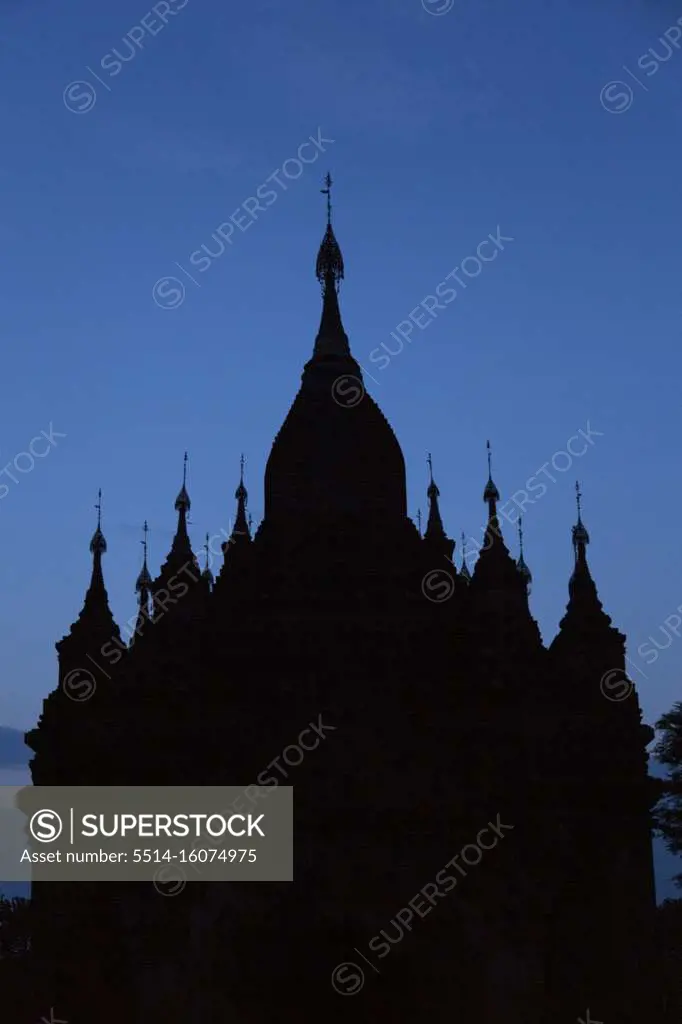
<box><xmin>248</xmin><ymin>512</ymin><xmax>253</xmax><ymax>531</ymax></box>
<box><xmin>483</xmin><ymin>440</ymin><xmax>500</xmax><ymax>505</ymax></box>
<box><xmin>235</xmin><ymin>454</ymin><xmax>248</xmax><ymax>503</ymax></box>
<box><xmin>516</xmin><ymin>516</ymin><xmax>532</xmax><ymax>587</ymax></box>
<box><xmin>90</xmin><ymin>489</ymin><xmax>107</xmax><ymax>555</ymax></box>
<box><xmin>416</xmin><ymin>508</ymin><xmax>422</xmax><ymax>536</ymax></box>
<box><xmin>135</xmin><ymin>520</ymin><xmax>153</xmax><ymax>593</ymax></box>
<box><xmin>316</xmin><ymin>173</ymin><xmax>344</xmax><ymax>291</ymax></box>
<box><xmin>321</xmin><ymin>172</ymin><xmax>333</xmax><ymax>224</ymax></box>
<box><xmin>426</xmin><ymin>451</ymin><xmax>439</xmax><ymax>499</ymax></box>
<box><xmin>460</xmin><ymin>531</ymin><xmax>472</xmax><ymax>581</ymax></box>
<box><xmin>573</xmin><ymin>480</ymin><xmax>590</xmax><ymax>547</ymax></box>
<box><xmin>201</xmin><ymin>531</ymin><xmax>214</xmax><ymax>585</ymax></box>
<box><xmin>175</xmin><ymin>452</ymin><xmax>191</xmax><ymax>512</ymax></box>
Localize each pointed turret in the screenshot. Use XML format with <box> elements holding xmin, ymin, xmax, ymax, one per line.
<box><xmin>131</xmin><ymin>521</ymin><xmax>152</xmax><ymax>644</ymax></box>
<box><xmin>62</xmin><ymin>490</ymin><xmax>120</xmax><ymax>642</ymax></box>
<box><xmin>460</xmin><ymin>532</ymin><xmax>472</xmax><ymax>584</ymax></box>
<box><xmin>471</xmin><ymin>441</ymin><xmax>519</xmax><ymax>589</ymax></box>
<box><xmin>232</xmin><ymin>454</ymin><xmax>251</xmax><ymax>544</ymax></box>
<box><xmin>423</xmin><ymin>453</ymin><xmax>455</xmax><ymax>560</ymax></box>
<box><xmin>516</xmin><ymin>517</ymin><xmax>532</xmax><ymax>594</ymax></box>
<box><xmin>153</xmin><ymin>454</ymin><xmax>200</xmax><ymax>613</ymax></box>
<box><xmin>557</xmin><ymin>482</ymin><xmax>611</xmax><ymax>631</ymax></box>
<box><xmin>201</xmin><ymin>533</ymin><xmax>214</xmax><ymax>589</ymax></box>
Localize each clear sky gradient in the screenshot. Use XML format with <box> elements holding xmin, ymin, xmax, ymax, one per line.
<box><xmin>0</xmin><ymin>0</ymin><xmax>681</xmax><ymax>756</ymax></box>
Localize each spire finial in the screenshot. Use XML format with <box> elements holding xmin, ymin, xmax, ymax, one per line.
<box><xmin>427</xmin><ymin>451</ymin><xmax>433</xmax><ymax>484</ymax></box>
<box><xmin>416</xmin><ymin>508</ymin><xmax>422</xmax><ymax>536</ymax></box>
<box><xmin>516</xmin><ymin>515</ymin><xmax>532</xmax><ymax>589</ymax></box>
<box><xmin>321</xmin><ymin>172</ymin><xmax>333</xmax><ymax>224</ymax></box>
<box><xmin>460</xmin><ymin>530</ymin><xmax>472</xmax><ymax>582</ymax></box>
<box><xmin>89</xmin><ymin>489</ymin><xmax>107</xmax><ymax>555</ymax></box>
<box><xmin>483</xmin><ymin>439</ymin><xmax>500</xmax><ymax>510</ymax></box>
<box><xmin>135</xmin><ymin>520</ymin><xmax>153</xmax><ymax>595</ymax></box>
<box><xmin>315</xmin><ymin>173</ymin><xmax>344</xmax><ymax>292</ymax></box>
<box><xmin>142</xmin><ymin>519</ymin><xmax>149</xmax><ymax>564</ymax></box>
<box><xmin>572</xmin><ymin>480</ymin><xmax>590</xmax><ymax>551</ymax></box>
<box><xmin>175</xmin><ymin>453</ymin><xmax>191</xmax><ymax>512</ymax></box>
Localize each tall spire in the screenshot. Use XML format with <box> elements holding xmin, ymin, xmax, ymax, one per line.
<box><xmin>154</xmin><ymin>453</ymin><xmax>199</xmax><ymax>593</ymax></box>
<box><xmin>423</xmin><ymin>452</ymin><xmax>455</xmax><ymax>559</ymax></box>
<box><xmin>516</xmin><ymin>516</ymin><xmax>532</xmax><ymax>592</ymax></box>
<box><xmin>229</xmin><ymin>455</ymin><xmax>251</xmax><ymax>546</ymax></box>
<box><xmin>201</xmin><ymin>532</ymin><xmax>214</xmax><ymax>587</ymax></box>
<box><xmin>57</xmin><ymin>489</ymin><xmax>121</xmax><ymax>658</ymax></box>
<box><xmin>313</xmin><ymin>173</ymin><xmax>350</xmax><ymax>358</ymax></box>
<box><xmin>132</xmin><ymin>520</ymin><xmax>152</xmax><ymax>644</ymax></box>
<box><xmin>556</xmin><ymin>481</ymin><xmax>612</xmax><ymax>635</ymax></box>
<box><xmin>86</xmin><ymin>488</ymin><xmax>107</xmax><ymax>606</ymax></box>
<box><xmin>483</xmin><ymin>440</ymin><xmax>500</xmax><ymax>522</ymax></box>
<box><xmin>460</xmin><ymin>531</ymin><xmax>472</xmax><ymax>583</ymax></box>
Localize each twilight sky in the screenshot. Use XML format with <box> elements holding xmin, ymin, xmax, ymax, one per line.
<box><xmin>0</xmin><ymin>0</ymin><xmax>681</xmax><ymax>744</ymax></box>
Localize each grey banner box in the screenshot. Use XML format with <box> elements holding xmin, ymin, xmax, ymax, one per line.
<box><xmin>0</xmin><ymin>786</ymin><xmax>292</xmax><ymax>882</ymax></box>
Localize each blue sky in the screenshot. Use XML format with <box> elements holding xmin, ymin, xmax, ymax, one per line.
<box><xmin>0</xmin><ymin>0</ymin><xmax>681</xmax><ymax>761</ymax></box>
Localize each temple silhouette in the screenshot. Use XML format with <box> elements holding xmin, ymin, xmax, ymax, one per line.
<box><xmin>25</xmin><ymin>183</ymin><xmax>660</xmax><ymax>1023</ymax></box>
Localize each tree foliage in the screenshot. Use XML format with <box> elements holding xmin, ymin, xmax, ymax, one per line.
<box><xmin>654</xmin><ymin>701</ymin><xmax>682</xmax><ymax>888</ymax></box>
